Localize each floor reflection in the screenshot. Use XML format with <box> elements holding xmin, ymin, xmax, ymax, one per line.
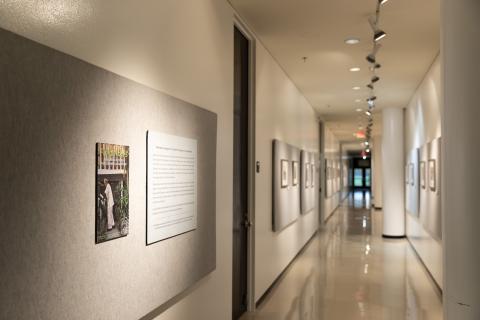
<box><xmin>241</xmin><ymin>192</ymin><xmax>443</xmax><ymax>320</ymax></box>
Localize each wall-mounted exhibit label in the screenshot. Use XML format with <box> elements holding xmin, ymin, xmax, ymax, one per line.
<box><xmin>147</xmin><ymin>131</ymin><xmax>197</xmax><ymax>244</ymax></box>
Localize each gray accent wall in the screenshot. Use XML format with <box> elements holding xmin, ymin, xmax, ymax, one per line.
<box><xmin>272</xmin><ymin>140</ymin><xmax>301</xmax><ymax>231</ymax></box>
<box><xmin>0</xmin><ymin>28</ymin><xmax>216</xmax><ymax>320</ymax></box>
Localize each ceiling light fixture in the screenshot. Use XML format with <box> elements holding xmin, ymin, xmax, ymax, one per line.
<box><xmin>365</xmin><ymin>110</ymin><xmax>372</xmax><ymax>116</ymax></box>
<box><xmin>367</xmin><ymin>96</ymin><xmax>377</xmax><ymax>102</ymax></box>
<box><xmin>371</xmin><ymin>76</ymin><xmax>380</xmax><ymax>83</ymax></box>
<box><xmin>350</xmin><ymin>67</ymin><xmax>361</xmax><ymax>72</ymax></box>
<box><xmin>379</xmin><ymin>0</ymin><xmax>389</xmax><ymax>5</ymax></box>
<box><xmin>356</xmin><ymin>108</ymin><xmax>362</xmax><ymax>112</ymax></box>
<box><xmin>374</xmin><ymin>30</ymin><xmax>387</xmax><ymax>42</ymax></box>
<box><xmin>353</xmin><ymin>86</ymin><xmax>361</xmax><ymax>90</ymax></box>
<box><xmin>345</xmin><ymin>37</ymin><xmax>360</xmax><ymax>45</ymax></box>
<box><xmin>367</xmin><ymin>83</ymin><xmax>374</xmax><ymax>90</ymax></box>
<box><xmin>366</xmin><ymin>43</ymin><xmax>382</xmax><ymax>64</ymax></box>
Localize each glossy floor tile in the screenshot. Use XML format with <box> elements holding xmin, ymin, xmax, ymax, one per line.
<box><xmin>242</xmin><ymin>191</ymin><xmax>443</xmax><ymax>320</ymax></box>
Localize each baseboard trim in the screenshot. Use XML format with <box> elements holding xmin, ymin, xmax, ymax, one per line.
<box><xmin>406</xmin><ymin>237</ymin><xmax>443</xmax><ymax>298</ymax></box>
<box><xmin>255</xmin><ymin>229</ymin><xmax>318</xmax><ymax>309</ymax></box>
<box><xmin>382</xmin><ymin>234</ymin><xmax>406</xmax><ymax>239</ymax></box>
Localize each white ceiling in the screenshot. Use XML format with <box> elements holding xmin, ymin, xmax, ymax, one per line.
<box><xmin>229</xmin><ymin>0</ymin><xmax>440</xmax><ymax>142</ymax></box>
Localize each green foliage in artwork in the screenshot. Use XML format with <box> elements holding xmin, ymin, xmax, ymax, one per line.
<box><xmin>116</xmin><ymin>183</ymin><xmax>129</xmax><ymax>235</ymax></box>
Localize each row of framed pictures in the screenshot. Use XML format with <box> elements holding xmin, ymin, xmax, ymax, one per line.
<box><xmin>280</xmin><ymin>160</ymin><xmax>315</xmax><ymax>189</ymax></box>
<box><xmin>405</xmin><ymin>137</ymin><xmax>442</xmax><ymax>241</ymax></box>
<box><xmin>325</xmin><ymin>159</ymin><xmax>342</xmax><ymax>198</ymax></box>
<box><xmin>406</xmin><ymin>159</ymin><xmax>436</xmax><ymax>191</ymax></box>
<box><xmin>272</xmin><ymin>140</ymin><xmax>317</xmax><ymax>231</ymax></box>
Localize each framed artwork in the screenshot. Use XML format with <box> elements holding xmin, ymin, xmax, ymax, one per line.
<box><xmin>428</xmin><ymin>159</ymin><xmax>436</xmax><ymax>191</ymax></box>
<box><xmin>409</xmin><ymin>163</ymin><xmax>415</xmax><ymax>186</ymax></box>
<box><xmin>292</xmin><ymin>161</ymin><xmax>299</xmax><ymax>186</ymax></box>
<box><xmin>310</xmin><ymin>163</ymin><xmax>315</xmax><ymax>188</ymax></box>
<box><xmin>305</xmin><ymin>163</ymin><xmax>311</xmax><ymax>188</ymax></box>
<box><xmin>420</xmin><ymin>161</ymin><xmax>426</xmax><ymax>189</ymax></box>
<box><xmin>281</xmin><ymin>159</ymin><xmax>289</xmax><ymax>188</ymax></box>
<box><xmin>96</xmin><ymin>143</ymin><xmax>129</xmax><ymax>244</ymax></box>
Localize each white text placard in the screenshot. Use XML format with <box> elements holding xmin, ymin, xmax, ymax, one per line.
<box><xmin>147</xmin><ymin>131</ymin><xmax>197</xmax><ymax>244</ymax></box>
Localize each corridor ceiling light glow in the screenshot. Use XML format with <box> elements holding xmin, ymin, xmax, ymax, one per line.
<box><xmin>374</xmin><ymin>30</ymin><xmax>387</xmax><ymax>42</ymax></box>
<box><xmin>345</xmin><ymin>37</ymin><xmax>360</xmax><ymax>44</ymax></box>
<box><xmin>365</xmin><ymin>110</ymin><xmax>372</xmax><ymax>116</ymax></box>
<box><xmin>353</xmin><ymin>86</ymin><xmax>361</xmax><ymax>90</ymax></box>
<box><xmin>349</xmin><ymin>67</ymin><xmax>361</xmax><ymax>72</ymax></box>
<box><xmin>366</xmin><ymin>148</ymin><xmax>371</xmax><ymax>153</ymax></box>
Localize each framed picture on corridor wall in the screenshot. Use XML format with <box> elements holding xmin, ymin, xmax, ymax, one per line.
<box><xmin>281</xmin><ymin>159</ymin><xmax>289</xmax><ymax>188</ymax></box>
<box><xmin>292</xmin><ymin>161</ymin><xmax>299</xmax><ymax>186</ymax></box>
<box><xmin>428</xmin><ymin>159</ymin><xmax>436</xmax><ymax>192</ymax></box>
<box><xmin>420</xmin><ymin>161</ymin><xmax>426</xmax><ymax>189</ymax></box>
<box><xmin>95</xmin><ymin>143</ymin><xmax>130</xmax><ymax>244</ymax></box>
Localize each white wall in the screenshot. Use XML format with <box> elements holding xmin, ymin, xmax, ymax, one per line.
<box><xmin>254</xmin><ymin>42</ymin><xmax>320</xmax><ymax>302</ymax></box>
<box><xmin>404</xmin><ymin>56</ymin><xmax>442</xmax><ymax>288</ymax></box>
<box><xmin>323</xmin><ymin>125</ymin><xmax>341</xmax><ymax>220</ymax></box>
<box><xmin>0</xmin><ymin>0</ymin><xmax>321</xmax><ymax>318</ymax></box>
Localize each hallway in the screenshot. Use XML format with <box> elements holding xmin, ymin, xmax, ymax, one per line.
<box><xmin>242</xmin><ymin>192</ymin><xmax>443</xmax><ymax>320</ymax></box>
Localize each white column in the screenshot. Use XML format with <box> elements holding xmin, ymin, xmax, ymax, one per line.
<box><xmin>381</xmin><ymin>107</ymin><xmax>405</xmax><ymax>237</ymax></box>
<box><xmin>372</xmin><ymin>135</ymin><xmax>383</xmax><ymax>209</ymax></box>
<box><xmin>443</xmin><ymin>0</ymin><xmax>480</xmax><ymax>318</ymax></box>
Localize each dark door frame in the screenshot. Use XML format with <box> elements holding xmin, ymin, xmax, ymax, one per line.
<box><xmin>233</xmin><ymin>17</ymin><xmax>256</xmax><ymax>315</ymax></box>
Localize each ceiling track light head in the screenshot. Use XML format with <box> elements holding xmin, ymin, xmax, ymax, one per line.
<box><xmin>371</xmin><ymin>76</ymin><xmax>380</xmax><ymax>83</ymax></box>
<box><xmin>366</xmin><ymin>54</ymin><xmax>376</xmax><ymax>64</ymax></box>
<box><xmin>367</xmin><ymin>96</ymin><xmax>377</xmax><ymax>102</ymax></box>
<box><xmin>374</xmin><ymin>30</ymin><xmax>387</xmax><ymax>42</ymax></box>
<box><xmin>367</xmin><ymin>83</ymin><xmax>374</xmax><ymax>90</ymax></box>
<box><xmin>379</xmin><ymin>0</ymin><xmax>389</xmax><ymax>5</ymax></box>
<box><xmin>369</xmin><ymin>63</ymin><xmax>382</xmax><ymax>71</ymax></box>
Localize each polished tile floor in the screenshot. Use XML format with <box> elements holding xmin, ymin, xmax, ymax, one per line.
<box><xmin>242</xmin><ymin>191</ymin><xmax>443</xmax><ymax>320</ymax></box>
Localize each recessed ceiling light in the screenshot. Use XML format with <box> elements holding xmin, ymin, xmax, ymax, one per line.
<box><xmin>344</xmin><ymin>37</ymin><xmax>360</xmax><ymax>45</ymax></box>
<box><xmin>356</xmin><ymin>108</ymin><xmax>362</xmax><ymax>112</ymax></box>
<box><xmin>355</xmin><ymin>99</ymin><xmax>362</xmax><ymax>103</ymax></box>
<box><xmin>352</xmin><ymin>86</ymin><xmax>361</xmax><ymax>90</ymax></box>
<box><xmin>349</xmin><ymin>67</ymin><xmax>361</xmax><ymax>72</ymax></box>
